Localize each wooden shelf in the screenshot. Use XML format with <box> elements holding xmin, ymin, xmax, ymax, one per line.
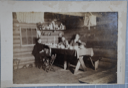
<box><xmin>40</xmin><ymin>30</ymin><xmax>65</xmax><ymax>31</ymax></box>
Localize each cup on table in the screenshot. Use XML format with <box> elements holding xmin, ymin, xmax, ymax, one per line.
<box><xmin>73</xmin><ymin>46</ymin><xmax>79</xmax><ymax>50</ymax></box>
<box><xmin>69</xmin><ymin>46</ymin><xmax>73</xmax><ymax>50</ymax></box>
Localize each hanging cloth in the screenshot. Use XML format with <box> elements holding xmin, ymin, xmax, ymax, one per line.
<box><xmin>89</xmin><ymin>15</ymin><xmax>96</xmax><ymax>26</ymax></box>
<box><xmin>84</xmin><ymin>13</ymin><xmax>96</xmax><ymax>30</ymax></box>
<box><xmin>84</xmin><ymin>15</ymin><xmax>90</xmax><ymax>27</ymax></box>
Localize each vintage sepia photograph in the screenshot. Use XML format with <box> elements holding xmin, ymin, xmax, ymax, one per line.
<box><xmin>13</xmin><ymin>12</ymin><xmax>118</xmax><ymax>84</ymax></box>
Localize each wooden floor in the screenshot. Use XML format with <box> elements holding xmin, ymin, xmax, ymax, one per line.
<box><xmin>13</xmin><ymin>66</ymin><xmax>79</xmax><ymax>84</ymax></box>
<box><xmin>13</xmin><ymin>61</ymin><xmax>117</xmax><ymax>84</ymax></box>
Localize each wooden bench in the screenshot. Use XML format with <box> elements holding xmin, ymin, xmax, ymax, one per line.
<box><xmin>89</xmin><ymin>56</ymin><xmax>102</xmax><ymax>70</ymax></box>
<box><xmin>74</xmin><ymin>56</ymin><xmax>101</xmax><ymax>74</ymax></box>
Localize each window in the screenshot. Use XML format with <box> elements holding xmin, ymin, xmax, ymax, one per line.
<box><xmin>21</xmin><ymin>28</ymin><xmax>37</xmax><ymax>46</ymax></box>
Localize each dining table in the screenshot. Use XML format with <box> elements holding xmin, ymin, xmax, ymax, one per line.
<box><xmin>51</xmin><ymin>47</ymin><xmax>94</xmax><ymax>74</ymax></box>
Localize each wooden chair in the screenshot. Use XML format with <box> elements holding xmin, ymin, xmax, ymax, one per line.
<box><xmin>44</xmin><ymin>54</ymin><xmax>56</xmax><ymax>72</ymax></box>
<box><xmin>42</xmin><ymin>48</ymin><xmax>56</xmax><ymax>72</ymax></box>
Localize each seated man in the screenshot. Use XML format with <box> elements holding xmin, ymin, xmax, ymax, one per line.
<box><xmin>70</xmin><ymin>34</ymin><xmax>81</xmax><ymax>46</ymax></box>
<box><xmin>32</xmin><ymin>38</ymin><xmax>50</xmax><ymax>69</ymax></box>
<box><xmin>70</xmin><ymin>34</ymin><xmax>86</xmax><ymax>50</ymax></box>
<box><xmin>58</xmin><ymin>36</ymin><xmax>69</xmax><ymax>48</ymax></box>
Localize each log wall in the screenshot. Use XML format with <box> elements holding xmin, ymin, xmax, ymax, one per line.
<box><xmin>13</xmin><ymin>20</ymin><xmax>64</xmax><ymax>69</ymax></box>
<box><xmin>13</xmin><ymin>22</ymin><xmax>35</xmax><ymax>69</ymax></box>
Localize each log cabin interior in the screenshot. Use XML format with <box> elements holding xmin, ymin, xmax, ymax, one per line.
<box><xmin>13</xmin><ymin>12</ymin><xmax>117</xmax><ymax>84</ymax></box>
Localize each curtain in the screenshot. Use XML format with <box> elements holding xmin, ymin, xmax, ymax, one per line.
<box><xmin>16</xmin><ymin>12</ymin><xmax>44</xmax><ymax>23</ymax></box>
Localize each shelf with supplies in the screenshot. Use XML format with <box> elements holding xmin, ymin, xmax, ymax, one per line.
<box><xmin>39</xmin><ymin>29</ymin><xmax>65</xmax><ymax>32</ymax></box>
<box><xmin>40</xmin><ymin>30</ymin><xmax>64</xmax><ymax>36</ymax></box>
<box><xmin>40</xmin><ymin>30</ymin><xmax>64</xmax><ymax>44</ymax></box>
<box><xmin>40</xmin><ymin>36</ymin><xmax>59</xmax><ymax>44</ymax></box>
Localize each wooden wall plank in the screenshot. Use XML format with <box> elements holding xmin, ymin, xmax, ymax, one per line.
<box><xmin>13</xmin><ymin>31</ymin><xmax>20</xmax><ymax>35</ymax></box>
<box><xmin>18</xmin><ymin>60</ymin><xmax>34</xmax><ymax>65</ymax></box>
<box><xmin>13</xmin><ymin>52</ymin><xmax>32</xmax><ymax>57</ymax></box>
<box><xmin>13</xmin><ymin>19</ymin><xmax>18</xmax><ymax>22</ymax></box>
<box><xmin>13</xmin><ymin>50</ymin><xmax>32</xmax><ymax>54</ymax></box>
<box><xmin>13</xmin><ymin>37</ymin><xmax>20</xmax><ymax>41</ymax></box>
<box><xmin>13</xmin><ymin>46</ymin><xmax>33</xmax><ymax>50</ymax></box>
<box><xmin>13</xmin><ymin>34</ymin><xmax>20</xmax><ymax>36</ymax></box>
<box><xmin>13</xmin><ymin>55</ymin><xmax>35</xmax><ymax>61</ymax></box>
<box><xmin>13</xmin><ymin>39</ymin><xmax>20</xmax><ymax>44</ymax></box>
<box><xmin>13</xmin><ymin>44</ymin><xmax>21</xmax><ymax>47</ymax></box>
<box><xmin>13</xmin><ymin>36</ymin><xmax>20</xmax><ymax>39</ymax></box>
<box><xmin>13</xmin><ymin>46</ymin><xmax>34</xmax><ymax>53</ymax></box>
<box><xmin>13</xmin><ymin>26</ymin><xmax>20</xmax><ymax>29</ymax></box>
<box><xmin>13</xmin><ymin>47</ymin><xmax>33</xmax><ymax>53</ymax></box>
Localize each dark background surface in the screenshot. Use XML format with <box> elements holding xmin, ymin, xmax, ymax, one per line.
<box><xmin>44</xmin><ymin>12</ymin><xmax>118</xmax><ymax>49</ymax></box>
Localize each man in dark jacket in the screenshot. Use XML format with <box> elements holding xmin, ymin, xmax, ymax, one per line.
<box><xmin>32</xmin><ymin>38</ymin><xmax>50</xmax><ymax>69</ymax></box>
